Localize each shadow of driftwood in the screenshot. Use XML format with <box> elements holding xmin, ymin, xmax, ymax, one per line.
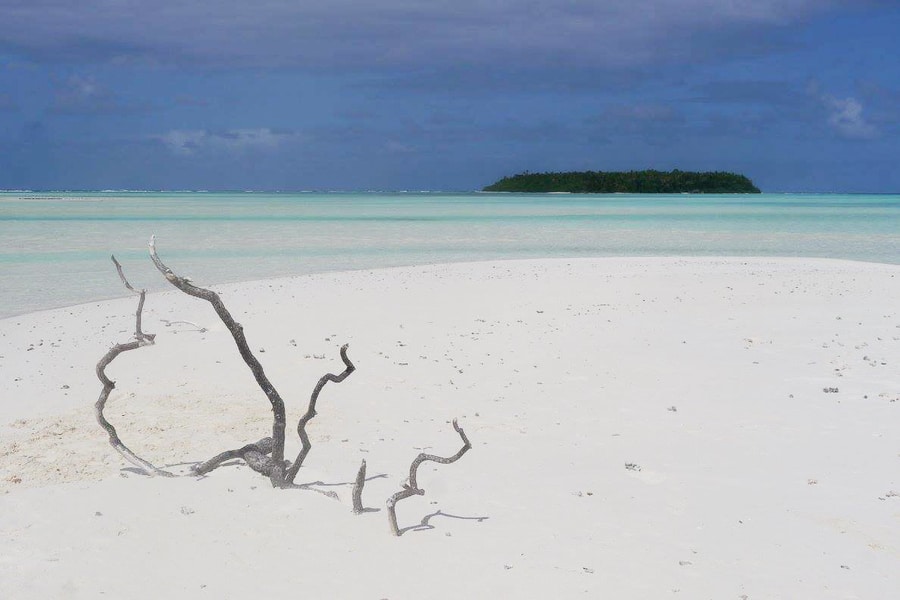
<box><xmin>298</xmin><ymin>473</ymin><xmax>388</xmax><ymax>509</ymax></box>
<box><xmin>155</xmin><ymin>459</ymin><xmax>245</xmax><ymax>479</ymax></box>
<box><xmin>400</xmin><ymin>509</ymin><xmax>490</xmax><ymax>535</ymax></box>
<box><xmin>121</xmin><ymin>463</ymin><xmax>389</xmax><ymax>510</ymax></box>
<box><xmin>120</xmin><ymin>466</ymin><xmax>150</xmax><ymax>476</ymax></box>
<box><xmin>158</xmin><ymin>319</ymin><xmax>207</xmax><ymax>332</ymax></box>
<box><xmin>122</xmin><ymin>459</ymin><xmax>236</xmax><ymax>477</ymax></box>
<box><xmin>300</xmin><ymin>473</ymin><xmax>388</xmax><ymax>488</ymax></box>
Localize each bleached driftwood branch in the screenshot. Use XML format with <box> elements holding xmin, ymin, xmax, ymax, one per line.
<box><xmin>386</xmin><ymin>419</ymin><xmax>472</xmax><ymax>536</ymax></box>
<box><xmin>149</xmin><ymin>237</ymin><xmax>356</xmax><ymax>490</ymax></box>
<box><xmin>149</xmin><ymin>236</ymin><xmax>291</xmax><ymax>487</ymax></box>
<box><xmin>95</xmin><ymin>256</ymin><xmax>173</xmax><ymax>477</ymax></box>
<box><xmin>97</xmin><ymin>241</ymin><xmax>480</xmax><ymax>538</ymax></box>
<box><xmin>285</xmin><ymin>344</ymin><xmax>356</xmax><ymax>484</ymax></box>
<box><xmin>352</xmin><ymin>459</ymin><xmax>367</xmax><ymax>514</ymax></box>
<box><xmin>192</xmin><ymin>436</ymin><xmax>276</xmax><ymax>476</ymax></box>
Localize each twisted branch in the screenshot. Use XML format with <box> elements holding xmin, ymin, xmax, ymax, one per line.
<box><xmin>95</xmin><ymin>256</ymin><xmax>173</xmax><ymax>477</ymax></box>
<box><xmin>285</xmin><ymin>344</ymin><xmax>355</xmax><ymax>484</ymax></box>
<box><xmin>149</xmin><ymin>236</ymin><xmax>289</xmax><ymax>487</ymax></box>
<box><xmin>387</xmin><ymin>419</ymin><xmax>472</xmax><ymax>536</ymax></box>
<box><xmin>193</xmin><ymin>437</ymin><xmax>275</xmax><ymax>476</ymax></box>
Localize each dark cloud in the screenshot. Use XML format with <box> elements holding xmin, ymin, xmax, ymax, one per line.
<box><xmin>1</xmin><ymin>1</ymin><xmax>896</xmax><ymax>192</ymax></box>
<box><xmin>0</xmin><ymin>1</ymin><xmax>855</xmax><ymax>70</ymax></box>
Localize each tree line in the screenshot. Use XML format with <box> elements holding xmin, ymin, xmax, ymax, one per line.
<box><xmin>483</xmin><ymin>169</ymin><xmax>761</xmax><ymax>193</ymax></box>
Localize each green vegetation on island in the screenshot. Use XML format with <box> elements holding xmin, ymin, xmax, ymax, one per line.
<box><xmin>483</xmin><ymin>170</ymin><xmax>761</xmax><ymax>194</ymax></box>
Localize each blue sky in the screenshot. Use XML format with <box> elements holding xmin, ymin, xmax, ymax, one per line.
<box><xmin>1</xmin><ymin>1</ymin><xmax>898</xmax><ymax>192</ymax></box>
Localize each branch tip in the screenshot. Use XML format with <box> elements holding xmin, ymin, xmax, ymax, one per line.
<box><xmin>285</xmin><ymin>344</ymin><xmax>356</xmax><ymax>484</ymax></box>
<box><xmin>94</xmin><ymin>256</ymin><xmax>170</xmax><ymax>477</ymax></box>
<box><xmin>387</xmin><ymin>418</ymin><xmax>473</xmax><ymax>536</ymax></box>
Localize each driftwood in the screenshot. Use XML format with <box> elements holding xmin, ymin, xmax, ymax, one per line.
<box><xmin>192</xmin><ymin>436</ymin><xmax>276</xmax><ymax>476</ymax></box>
<box><xmin>387</xmin><ymin>419</ymin><xmax>472</xmax><ymax>536</ymax></box>
<box><xmin>94</xmin><ymin>240</ymin><xmax>476</xmax><ymax>536</ymax></box>
<box><xmin>352</xmin><ymin>459</ymin><xmax>367</xmax><ymax>514</ymax></box>
<box><xmin>148</xmin><ymin>236</ymin><xmax>354</xmax><ymax>488</ymax></box>
<box><xmin>149</xmin><ymin>236</ymin><xmax>291</xmax><ymax>486</ymax></box>
<box><xmin>285</xmin><ymin>343</ymin><xmax>355</xmax><ymax>484</ymax></box>
<box><xmin>95</xmin><ymin>256</ymin><xmax>173</xmax><ymax>477</ymax></box>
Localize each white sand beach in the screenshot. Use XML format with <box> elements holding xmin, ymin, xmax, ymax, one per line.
<box><xmin>1</xmin><ymin>257</ymin><xmax>898</xmax><ymax>598</ymax></box>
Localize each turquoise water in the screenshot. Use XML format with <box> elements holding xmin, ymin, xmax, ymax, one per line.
<box><xmin>1</xmin><ymin>191</ymin><xmax>898</xmax><ymax>318</ymax></box>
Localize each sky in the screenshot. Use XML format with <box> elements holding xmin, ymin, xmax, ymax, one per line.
<box><xmin>0</xmin><ymin>1</ymin><xmax>898</xmax><ymax>192</ymax></box>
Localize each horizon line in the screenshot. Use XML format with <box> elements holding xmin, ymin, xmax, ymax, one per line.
<box><xmin>4</xmin><ymin>189</ymin><xmax>900</xmax><ymax>195</ymax></box>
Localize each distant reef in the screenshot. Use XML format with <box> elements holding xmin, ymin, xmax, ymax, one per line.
<box><xmin>483</xmin><ymin>170</ymin><xmax>761</xmax><ymax>194</ymax></box>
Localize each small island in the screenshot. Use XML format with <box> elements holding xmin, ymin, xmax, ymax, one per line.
<box><xmin>483</xmin><ymin>169</ymin><xmax>761</xmax><ymax>194</ymax></box>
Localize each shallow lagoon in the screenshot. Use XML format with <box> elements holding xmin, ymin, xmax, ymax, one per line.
<box><xmin>1</xmin><ymin>191</ymin><xmax>898</xmax><ymax>317</ymax></box>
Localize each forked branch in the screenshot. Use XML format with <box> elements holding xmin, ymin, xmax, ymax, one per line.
<box><xmin>149</xmin><ymin>236</ymin><xmax>289</xmax><ymax>486</ymax></box>
<box><xmin>387</xmin><ymin>419</ymin><xmax>472</xmax><ymax>536</ymax></box>
<box><xmin>285</xmin><ymin>344</ymin><xmax>356</xmax><ymax>484</ymax></box>
<box><xmin>98</xmin><ymin>241</ymin><xmax>478</xmax><ymax>536</ymax></box>
<box><xmin>95</xmin><ymin>256</ymin><xmax>173</xmax><ymax>477</ymax></box>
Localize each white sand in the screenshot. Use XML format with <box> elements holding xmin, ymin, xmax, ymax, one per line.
<box><xmin>1</xmin><ymin>257</ymin><xmax>898</xmax><ymax>598</ymax></box>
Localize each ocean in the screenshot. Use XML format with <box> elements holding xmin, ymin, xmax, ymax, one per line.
<box><xmin>1</xmin><ymin>191</ymin><xmax>898</xmax><ymax>318</ymax></box>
